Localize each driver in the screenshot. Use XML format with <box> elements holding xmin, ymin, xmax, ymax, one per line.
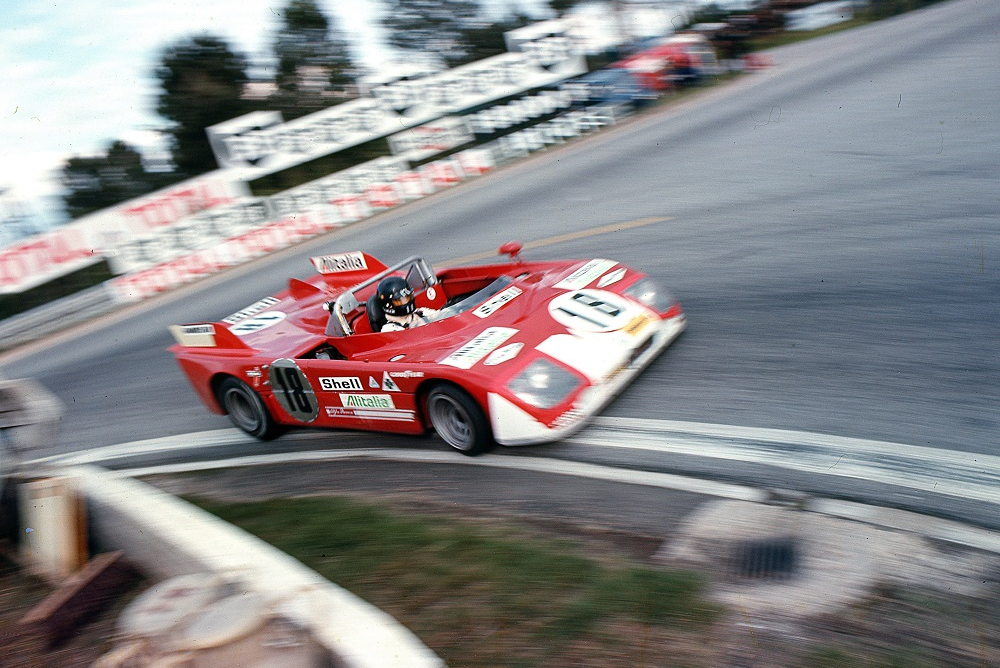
<box><xmin>376</xmin><ymin>276</ymin><xmax>439</xmax><ymax>332</ymax></box>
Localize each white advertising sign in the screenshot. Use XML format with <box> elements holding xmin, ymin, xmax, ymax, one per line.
<box><xmin>0</xmin><ymin>224</ymin><xmax>103</xmax><ymax>294</ymax></box>
<box><xmin>388</xmin><ymin>117</ymin><xmax>474</xmax><ymax>162</ymax></box>
<box><xmin>265</xmin><ymin>156</ymin><xmax>408</xmax><ymax>220</ymax></box>
<box><xmin>105</xmin><ymin>198</ymin><xmax>269</xmax><ymax>275</ymax></box>
<box><xmin>207</xmin><ymin>34</ymin><xmax>586</xmax><ymax>176</ymax></box>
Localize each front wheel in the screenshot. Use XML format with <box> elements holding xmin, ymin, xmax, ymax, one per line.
<box><xmin>425</xmin><ymin>385</ymin><xmax>493</xmax><ymax>456</ymax></box>
<box><xmin>217</xmin><ymin>377</ymin><xmax>287</xmax><ymax>441</ymax></box>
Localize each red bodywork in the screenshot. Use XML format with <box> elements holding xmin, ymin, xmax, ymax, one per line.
<box><xmin>169</xmin><ymin>250</ymin><xmax>686</xmax><ymax>446</ymax></box>
<box><xmin>611</xmin><ymin>34</ymin><xmax>717</xmax><ymax>92</ymax></box>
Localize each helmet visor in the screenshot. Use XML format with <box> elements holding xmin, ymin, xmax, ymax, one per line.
<box><xmin>389</xmin><ymin>289</ymin><xmax>413</xmax><ymax>308</ymax></box>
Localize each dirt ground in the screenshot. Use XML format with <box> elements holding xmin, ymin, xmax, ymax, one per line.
<box><xmin>148</xmin><ymin>467</ymin><xmax>1000</xmax><ymax>668</ymax></box>
<box><xmin>3</xmin><ymin>461</ymin><xmax>999</xmax><ymax>668</ymax></box>
<box><xmin>0</xmin><ymin>550</ymin><xmax>145</xmax><ymax>668</ymax></box>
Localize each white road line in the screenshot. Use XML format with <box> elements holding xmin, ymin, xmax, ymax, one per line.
<box><xmin>34</xmin><ymin>418</ymin><xmax>1000</xmax><ymax>507</ymax></box>
<box><xmin>114</xmin><ymin>449</ymin><xmax>769</xmax><ymax>504</ymax></box>
<box><xmin>29</xmin><ymin>428</ymin><xmax>335</xmax><ymax>466</ymax></box>
<box><xmin>572</xmin><ymin>417</ymin><xmax>1000</xmax><ymax>506</ymax></box>
<box><xmin>105</xmin><ymin>441</ymin><xmax>1000</xmax><ymax>557</ymax></box>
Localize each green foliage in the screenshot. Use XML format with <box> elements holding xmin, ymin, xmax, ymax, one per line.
<box><xmin>546</xmin><ymin>0</ymin><xmax>580</xmax><ymax>17</ymax></box>
<box><xmin>155</xmin><ymin>34</ymin><xmax>253</xmax><ymax>176</ymax></box>
<box><xmin>801</xmin><ymin>645</ymin><xmax>941</xmax><ymax>668</ymax></box>
<box><xmin>246</xmin><ymin>137</ymin><xmax>391</xmax><ymax>197</ymax></box>
<box><xmin>271</xmin><ymin>0</ymin><xmax>357</xmax><ymax>117</ymax></box>
<box><xmin>866</xmin><ymin>0</ymin><xmax>948</xmax><ymax>19</ymax></box>
<box><xmin>59</xmin><ymin>141</ymin><xmax>172</xmax><ymax>220</ymax></box>
<box><xmin>803</xmin><ymin>646</ymin><xmax>856</xmax><ymax>668</ymax></box>
<box><xmin>193</xmin><ymin>494</ymin><xmax>719</xmax><ymax>655</ymax></box>
<box><xmin>0</xmin><ymin>259</ymin><xmax>114</xmax><ymax>321</ymax></box>
<box><xmin>381</xmin><ymin>0</ymin><xmax>486</xmax><ymax>67</ymax></box>
<box><xmin>454</xmin><ymin>12</ymin><xmax>534</xmax><ymax>66</ymax></box>
<box><xmin>686</xmin><ymin>2</ymin><xmax>731</xmax><ymax>25</ymax></box>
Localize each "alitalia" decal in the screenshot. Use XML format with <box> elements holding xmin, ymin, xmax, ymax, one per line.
<box><xmin>441</xmin><ymin>327</ymin><xmax>518</xmax><ymax>369</ymax></box>
<box><xmin>555</xmin><ymin>259</ymin><xmax>617</xmax><ymax>290</ymax></box>
<box><xmin>339</xmin><ymin>393</ymin><xmax>395</xmax><ymax>409</ymax></box>
<box><xmin>310</xmin><ymin>251</ymin><xmax>367</xmax><ymax>274</ymax></box>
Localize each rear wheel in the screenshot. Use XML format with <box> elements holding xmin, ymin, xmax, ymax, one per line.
<box><xmin>217</xmin><ymin>377</ymin><xmax>287</xmax><ymax>441</ymax></box>
<box><xmin>426</xmin><ymin>385</ymin><xmax>493</xmax><ymax>456</ymax></box>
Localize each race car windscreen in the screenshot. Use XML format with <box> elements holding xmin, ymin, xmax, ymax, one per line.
<box><xmin>436</xmin><ymin>276</ymin><xmax>513</xmax><ymax>319</ymax></box>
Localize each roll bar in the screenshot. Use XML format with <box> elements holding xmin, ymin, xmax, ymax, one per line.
<box><xmin>328</xmin><ymin>256</ymin><xmax>437</xmax><ymax>336</ymax></box>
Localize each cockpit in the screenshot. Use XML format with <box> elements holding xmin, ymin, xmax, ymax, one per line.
<box><xmin>324</xmin><ymin>256</ymin><xmax>518</xmax><ymax>338</ymax></box>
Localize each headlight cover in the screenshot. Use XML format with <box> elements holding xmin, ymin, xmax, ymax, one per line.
<box><xmin>624</xmin><ymin>278</ymin><xmax>676</xmax><ymax>314</ymax></box>
<box><xmin>507</xmin><ymin>359</ymin><xmax>582</xmax><ymax>409</ymax></box>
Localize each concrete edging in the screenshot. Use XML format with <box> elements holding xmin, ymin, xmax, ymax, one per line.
<box><xmin>65</xmin><ymin>464</ymin><xmax>444</xmax><ymax>668</ymax></box>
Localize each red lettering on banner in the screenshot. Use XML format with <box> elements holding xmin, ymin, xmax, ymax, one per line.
<box><xmin>456</xmin><ymin>150</ymin><xmax>494</xmax><ymax>176</ymax></box>
<box><xmin>120</xmin><ymin>180</ymin><xmax>235</xmax><ymax>233</ymax></box>
<box><xmin>234</xmin><ymin>224</ymin><xmax>288</xmax><ymax>256</ymax></box>
<box><xmin>280</xmin><ymin>214</ymin><xmax>315</xmax><ymax>241</ymax></box>
<box><xmin>394</xmin><ymin>171</ymin><xmax>431</xmax><ymax>200</ymax></box>
<box><xmin>165</xmin><ymin>254</ymin><xmax>204</xmax><ymax>282</ymax></box>
<box><xmin>365</xmin><ymin>184</ymin><xmax>400</xmax><ymax>209</ymax></box>
<box><xmin>333</xmin><ymin>195</ymin><xmax>370</xmax><ymax>221</ymax></box>
<box><xmin>110</xmin><ymin>273</ymin><xmax>154</xmax><ymax>303</ymax></box>
<box><xmin>293</xmin><ymin>211</ymin><xmax>329</xmax><ymax>236</ymax></box>
<box><xmin>0</xmin><ymin>229</ymin><xmax>96</xmax><ymax>291</ymax></box>
<box><xmin>228</xmin><ymin>233</ymin><xmax>262</xmax><ymax>261</ymax></box>
<box><xmin>0</xmin><ymin>251</ymin><xmax>29</xmax><ymax>288</ymax></box>
<box><xmin>422</xmin><ymin>161</ymin><xmax>464</xmax><ymax>188</ymax></box>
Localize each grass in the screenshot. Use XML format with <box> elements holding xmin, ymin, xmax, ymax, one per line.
<box><xmin>748</xmin><ymin>16</ymin><xmax>875</xmax><ymax>52</ymax></box>
<box><xmin>190</xmin><ymin>494</ymin><xmax>721</xmax><ymax>667</ymax></box>
<box><xmin>802</xmin><ymin>646</ymin><xmax>940</xmax><ymax>668</ymax></box>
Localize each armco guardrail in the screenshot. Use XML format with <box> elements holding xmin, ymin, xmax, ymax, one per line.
<box><xmin>1</xmin><ymin>377</ymin><xmax>64</xmax><ymax>549</ymax></box>
<box><xmin>0</xmin><ymin>102</ymin><xmax>631</xmax><ymax>352</ymax></box>
<box><xmin>0</xmin><ymin>377</ymin><xmax>64</xmax><ymax>474</ymax></box>
<box><xmin>0</xmin><ymin>283</ymin><xmax>119</xmax><ymax>351</ymax></box>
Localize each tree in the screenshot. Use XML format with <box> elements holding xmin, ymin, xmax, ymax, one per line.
<box><xmin>274</xmin><ymin>0</ymin><xmax>355</xmax><ymax>92</ymax></box>
<box><xmin>457</xmin><ymin>12</ymin><xmax>534</xmax><ymax>65</ymax></box>
<box><xmin>155</xmin><ymin>34</ymin><xmax>251</xmax><ymax>176</ymax></box>
<box><xmin>547</xmin><ymin>0</ymin><xmax>581</xmax><ymax>17</ymax></box>
<box><xmin>60</xmin><ymin>141</ymin><xmax>168</xmax><ymax>219</ymax></box>
<box><xmin>380</xmin><ymin>0</ymin><xmax>485</xmax><ymax>68</ymax></box>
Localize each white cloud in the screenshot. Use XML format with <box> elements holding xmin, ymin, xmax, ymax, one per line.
<box><xmin>0</xmin><ymin>0</ymin><xmax>391</xmax><ymax>231</ymax></box>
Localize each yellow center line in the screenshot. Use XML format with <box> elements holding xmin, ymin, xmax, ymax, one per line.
<box><xmin>440</xmin><ymin>216</ymin><xmax>672</xmax><ymax>266</ymax></box>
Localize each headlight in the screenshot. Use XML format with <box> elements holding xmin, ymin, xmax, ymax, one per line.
<box><xmin>624</xmin><ymin>278</ymin><xmax>676</xmax><ymax>313</ymax></box>
<box><xmin>507</xmin><ymin>359</ymin><xmax>582</xmax><ymax>409</ymax></box>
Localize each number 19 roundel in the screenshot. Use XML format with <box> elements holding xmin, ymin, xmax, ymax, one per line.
<box><xmin>269</xmin><ymin>358</ymin><xmax>319</xmax><ymax>423</ymax></box>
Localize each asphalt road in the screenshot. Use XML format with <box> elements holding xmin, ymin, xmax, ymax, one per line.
<box><xmin>3</xmin><ymin>0</ymin><xmax>998</xmax><ymax>474</ymax></box>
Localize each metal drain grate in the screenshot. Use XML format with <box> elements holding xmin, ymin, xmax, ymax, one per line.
<box><xmin>729</xmin><ymin>538</ymin><xmax>798</xmax><ymax>580</ymax></box>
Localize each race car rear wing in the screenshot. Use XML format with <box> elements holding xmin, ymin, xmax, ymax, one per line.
<box><xmin>169</xmin><ymin>323</ymin><xmax>255</xmax><ymax>349</ymax></box>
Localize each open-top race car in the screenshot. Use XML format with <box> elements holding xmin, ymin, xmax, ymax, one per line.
<box><xmin>169</xmin><ymin>243</ymin><xmax>686</xmax><ymax>455</ymax></box>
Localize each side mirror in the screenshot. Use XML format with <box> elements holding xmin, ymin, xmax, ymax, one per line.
<box><xmin>498</xmin><ymin>241</ymin><xmax>523</xmax><ymax>261</ymax></box>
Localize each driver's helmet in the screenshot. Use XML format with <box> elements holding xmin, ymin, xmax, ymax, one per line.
<box><xmin>376</xmin><ymin>276</ymin><xmax>415</xmax><ymax>317</ymax></box>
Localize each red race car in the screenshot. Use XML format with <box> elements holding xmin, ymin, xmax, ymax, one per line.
<box><xmin>169</xmin><ymin>243</ymin><xmax>686</xmax><ymax>455</ymax></box>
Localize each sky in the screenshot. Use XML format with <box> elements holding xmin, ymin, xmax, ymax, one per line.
<box><xmin>0</xmin><ymin>0</ymin><xmax>689</xmax><ymax>234</ymax></box>
<box><xmin>1</xmin><ymin>0</ymin><xmax>393</xmax><ymax>229</ymax></box>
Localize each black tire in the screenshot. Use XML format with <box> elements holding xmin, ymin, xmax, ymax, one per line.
<box><xmin>217</xmin><ymin>377</ymin><xmax>287</xmax><ymax>441</ymax></box>
<box><xmin>425</xmin><ymin>385</ymin><xmax>494</xmax><ymax>456</ymax></box>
